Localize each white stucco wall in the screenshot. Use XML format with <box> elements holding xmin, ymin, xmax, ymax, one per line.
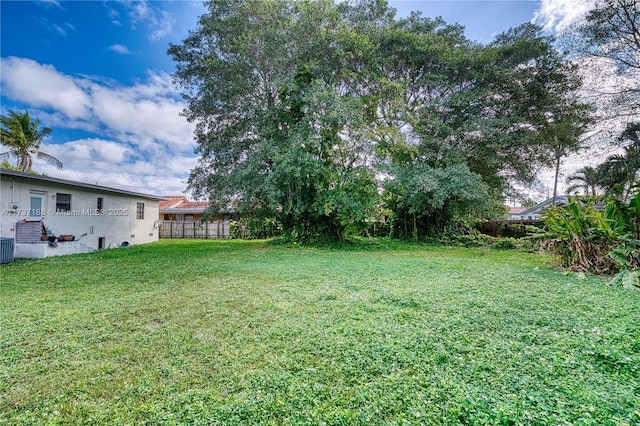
<box><xmin>1</xmin><ymin>174</ymin><xmax>160</xmax><ymax>254</ymax></box>
<box><xmin>15</xmin><ymin>241</ymin><xmax>88</xmax><ymax>259</ymax></box>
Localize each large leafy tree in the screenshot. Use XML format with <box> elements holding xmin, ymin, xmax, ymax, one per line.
<box><xmin>169</xmin><ymin>0</ymin><xmax>379</xmax><ymax>241</ymax></box>
<box><xmin>458</xmin><ymin>24</ymin><xmax>591</xmax><ymax>197</ymax></box>
<box><xmin>375</xmin><ymin>21</ymin><xmax>591</xmax><ymax>190</ymax></box>
<box><xmin>383</xmin><ymin>163</ymin><xmax>493</xmax><ymax>237</ymax></box>
<box><xmin>377</xmin><ymin>22</ymin><xmax>591</xmax><ymax>235</ymax></box>
<box><xmin>170</xmin><ymin>0</ymin><xmax>591</xmax><ymax>240</ymax></box>
<box><xmin>0</xmin><ymin>110</ymin><xmax>62</xmax><ymax>172</ymax></box>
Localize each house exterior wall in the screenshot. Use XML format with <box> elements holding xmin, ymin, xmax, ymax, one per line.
<box><xmin>1</xmin><ymin>174</ymin><xmax>160</xmax><ymax>255</ymax></box>
<box><xmin>509</xmin><ymin>212</ymin><xmax>541</xmax><ymax>220</ymax></box>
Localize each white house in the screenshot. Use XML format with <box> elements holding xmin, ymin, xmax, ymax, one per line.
<box><xmin>506</xmin><ymin>206</ymin><xmax>527</xmax><ymax>220</ymax></box>
<box><xmin>0</xmin><ymin>169</ymin><xmax>164</xmax><ymax>259</ymax></box>
<box><xmin>514</xmin><ymin>196</ymin><xmax>572</xmax><ymax>220</ymax></box>
<box><xmin>514</xmin><ymin>195</ymin><xmax>605</xmax><ymax>220</ymax></box>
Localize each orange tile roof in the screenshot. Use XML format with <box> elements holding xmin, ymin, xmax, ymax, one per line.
<box><xmin>159</xmin><ymin>196</ymin><xmax>210</xmax><ymax>211</ymax></box>
<box><xmin>159</xmin><ymin>196</ymin><xmax>188</xmax><ymax>210</ymax></box>
<box><xmin>180</xmin><ymin>201</ymin><xmax>210</xmax><ymax>209</ymax></box>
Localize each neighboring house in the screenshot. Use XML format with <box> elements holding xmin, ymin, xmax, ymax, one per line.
<box><xmin>514</xmin><ymin>195</ymin><xmax>604</xmax><ymax>220</ymax></box>
<box><xmin>507</xmin><ymin>206</ymin><xmax>527</xmax><ymax>220</ymax></box>
<box><xmin>0</xmin><ymin>168</ymin><xmax>164</xmax><ymax>259</ymax></box>
<box><xmin>159</xmin><ymin>195</ymin><xmax>211</xmax><ymax>221</ymax></box>
<box><xmin>158</xmin><ymin>195</ymin><xmax>237</xmax><ymax>239</ymax></box>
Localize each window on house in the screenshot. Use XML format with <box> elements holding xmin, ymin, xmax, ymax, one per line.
<box><xmin>136</xmin><ymin>202</ymin><xmax>144</xmax><ymax>219</ymax></box>
<box><xmin>97</xmin><ymin>197</ymin><xmax>103</xmax><ymax>212</ymax></box>
<box><xmin>56</xmin><ymin>193</ymin><xmax>71</xmax><ymax>211</ymax></box>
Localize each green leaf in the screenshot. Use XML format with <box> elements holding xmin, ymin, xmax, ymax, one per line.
<box><xmin>610</xmin><ymin>270</ymin><xmax>625</xmax><ymax>287</ymax></box>
<box><xmin>623</xmin><ymin>270</ymin><xmax>640</xmax><ymax>291</ymax></box>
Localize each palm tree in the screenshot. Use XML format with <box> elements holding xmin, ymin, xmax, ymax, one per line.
<box><xmin>597</xmin><ymin>144</ymin><xmax>640</xmax><ymax>201</ymax></box>
<box><xmin>565</xmin><ymin>165</ymin><xmax>602</xmax><ymax>196</ymax></box>
<box><xmin>0</xmin><ymin>110</ymin><xmax>62</xmax><ymax>172</ymax></box>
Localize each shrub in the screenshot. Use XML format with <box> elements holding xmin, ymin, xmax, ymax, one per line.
<box><xmin>494</xmin><ymin>237</ymin><xmax>518</xmax><ymax>250</ymax></box>
<box><xmin>230</xmin><ymin>217</ymin><xmax>282</xmax><ymax>239</ymax></box>
<box><xmin>532</xmin><ymin>195</ymin><xmax>639</xmax><ymax>289</ymax></box>
<box><xmin>436</xmin><ymin>231</ymin><xmax>537</xmax><ymax>251</ymax></box>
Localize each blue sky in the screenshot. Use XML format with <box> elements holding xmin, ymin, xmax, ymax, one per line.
<box><xmin>0</xmin><ymin>0</ymin><xmax>586</xmax><ymax>197</ymax></box>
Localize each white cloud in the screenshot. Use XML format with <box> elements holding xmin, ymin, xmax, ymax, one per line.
<box><xmin>37</xmin><ymin>0</ymin><xmax>62</xmax><ymax>8</ymax></box>
<box><xmin>119</xmin><ymin>0</ymin><xmax>175</xmax><ymax>41</ymax></box>
<box><xmin>52</xmin><ymin>23</ymin><xmax>67</xmax><ymax>37</ymax></box>
<box><xmin>1</xmin><ymin>57</ymin><xmax>92</xmax><ymax>119</ymax></box>
<box><xmin>41</xmin><ymin>139</ymin><xmax>132</xmax><ymax>166</ymax></box>
<box><xmin>38</xmin><ymin>17</ymin><xmax>76</xmax><ymax>37</ymax></box>
<box><xmin>35</xmin><ymin>144</ymin><xmax>197</xmax><ymax>195</ymax></box>
<box><xmin>107</xmin><ymin>44</ymin><xmax>132</xmax><ymax>55</ymax></box>
<box><xmin>89</xmin><ymin>83</ymin><xmax>194</xmax><ymax>152</ymax></box>
<box><xmin>147</xmin><ymin>10</ymin><xmax>174</xmax><ymax>40</ymax></box>
<box><xmin>533</xmin><ymin>0</ymin><xmax>594</xmax><ymax>34</ymax></box>
<box><xmin>1</xmin><ymin>57</ymin><xmax>197</xmax><ymax>196</ymax></box>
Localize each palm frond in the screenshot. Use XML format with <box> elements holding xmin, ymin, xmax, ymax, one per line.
<box><xmin>36</xmin><ymin>151</ymin><xmax>63</xmax><ymax>170</ymax></box>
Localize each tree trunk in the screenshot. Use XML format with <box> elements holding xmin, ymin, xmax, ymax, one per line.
<box><xmin>552</xmin><ymin>154</ymin><xmax>560</xmax><ymax>206</ymax></box>
<box><xmin>413</xmin><ymin>213</ymin><xmax>417</xmax><ymax>238</ymax></box>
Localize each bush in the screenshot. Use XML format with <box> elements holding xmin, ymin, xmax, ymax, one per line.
<box><xmin>475</xmin><ymin>220</ymin><xmax>544</xmax><ymax>238</ymax></box>
<box><xmin>532</xmin><ymin>195</ymin><xmax>639</xmax><ymax>289</ymax></box>
<box><xmin>436</xmin><ymin>231</ymin><xmax>538</xmax><ymax>251</ymax></box>
<box><xmin>230</xmin><ymin>217</ymin><xmax>282</xmax><ymax>239</ymax></box>
<box><xmin>494</xmin><ymin>237</ymin><xmax>517</xmax><ymax>250</ymax></box>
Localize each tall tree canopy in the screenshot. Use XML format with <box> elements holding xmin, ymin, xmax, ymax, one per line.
<box><xmin>0</xmin><ymin>110</ymin><xmax>62</xmax><ymax>172</ymax></box>
<box><xmin>568</xmin><ymin>0</ymin><xmax>639</xmax><ymax>133</ymax></box>
<box><xmin>578</xmin><ymin>0</ymin><xmax>640</xmax><ymax>77</ymax></box>
<box><xmin>169</xmin><ymin>0</ymin><xmax>590</xmax><ymax>240</ymax></box>
<box><xmin>170</xmin><ymin>0</ymin><xmax>379</xmax><ymax>240</ymax></box>
<box><xmin>565</xmin><ymin>0</ymin><xmax>640</xmax><ymax>202</ymax></box>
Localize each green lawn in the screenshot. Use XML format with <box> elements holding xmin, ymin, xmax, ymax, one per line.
<box><xmin>1</xmin><ymin>239</ymin><xmax>639</xmax><ymax>425</ymax></box>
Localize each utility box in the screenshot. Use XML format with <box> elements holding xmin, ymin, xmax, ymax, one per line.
<box><xmin>0</xmin><ymin>237</ymin><xmax>15</xmax><ymax>264</ymax></box>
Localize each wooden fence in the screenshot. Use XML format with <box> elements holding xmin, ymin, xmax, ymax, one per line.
<box><xmin>159</xmin><ymin>220</ymin><xmax>231</xmax><ymax>239</ymax></box>
<box><xmin>475</xmin><ymin>220</ymin><xmax>541</xmax><ymax>238</ymax></box>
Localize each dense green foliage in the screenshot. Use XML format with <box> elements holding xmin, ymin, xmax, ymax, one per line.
<box><xmin>535</xmin><ymin>194</ymin><xmax>640</xmax><ymax>288</ymax></box>
<box><xmin>169</xmin><ymin>0</ymin><xmax>590</xmax><ymax>241</ymax></box>
<box><xmin>598</xmin><ymin>124</ymin><xmax>640</xmax><ymax>201</ymax></box>
<box><xmin>383</xmin><ymin>163</ymin><xmax>493</xmax><ymax>237</ymax></box>
<box><xmin>2</xmin><ymin>240</ymin><xmax>639</xmax><ymax>424</ymax></box>
<box><xmin>566</xmin><ymin>166</ymin><xmax>603</xmax><ymax>197</ymax></box>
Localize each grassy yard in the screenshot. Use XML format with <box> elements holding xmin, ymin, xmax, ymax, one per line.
<box><xmin>1</xmin><ymin>239</ymin><xmax>639</xmax><ymax>425</ymax></box>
